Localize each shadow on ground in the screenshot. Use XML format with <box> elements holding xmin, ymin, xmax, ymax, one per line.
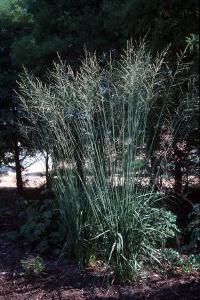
<box><xmin>0</xmin><ymin>188</ymin><xmax>199</xmax><ymax>300</ymax></box>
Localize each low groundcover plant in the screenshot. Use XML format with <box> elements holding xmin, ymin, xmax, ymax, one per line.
<box><xmin>21</xmin><ymin>256</ymin><xmax>45</xmax><ymax>275</ymax></box>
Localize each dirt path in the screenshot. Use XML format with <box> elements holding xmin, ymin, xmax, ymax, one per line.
<box><xmin>0</xmin><ymin>188</ymin><xmax>200</xmax><ymax>299</ymax></box>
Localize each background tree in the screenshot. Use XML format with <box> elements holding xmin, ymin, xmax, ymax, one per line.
<box><xmin>10</xmin><ymin>0</ymin><xmax>199</xmax><ymax>73</ymax></box>
<box><xmin>0</xmin><ymin>0</ymin><xmax>32</xmax><ymax>193</ymax></box>
<box><xmin>0</xmin><ymin>0</ymin><xmax>199</xmax><ymax>195</ymax></box>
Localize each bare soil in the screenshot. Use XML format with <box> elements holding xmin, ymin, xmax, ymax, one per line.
<box><xmin>0</xmin><ymin>188</ymin><xmax>199</xmax><ymax>300</ymax></box>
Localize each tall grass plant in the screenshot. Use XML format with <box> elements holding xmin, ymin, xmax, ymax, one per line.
<box><xmin>18</xmin><ymin>43</ymin><xmax>179</xmax><ymax>281</ymax></box>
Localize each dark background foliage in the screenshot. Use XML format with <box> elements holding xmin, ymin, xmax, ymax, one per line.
<box><xmin>0</xmin><ymin>0</ymin><xmax>199</xmax><ymax>194</ymax></box>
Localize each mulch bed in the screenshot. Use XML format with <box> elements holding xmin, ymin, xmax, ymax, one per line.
<box><xmin>0</xmin><ymin>188</ymin><xmax>200</xmax><ymax>300</ymax></box>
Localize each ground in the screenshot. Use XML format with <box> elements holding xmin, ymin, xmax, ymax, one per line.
<box><xmin>0</xmin><ymin>188</ymin><xmax>200</xmax><ymax>300</ymax></box>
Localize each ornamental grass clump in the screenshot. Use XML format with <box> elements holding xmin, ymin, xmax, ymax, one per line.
<box><xmin>18</xmin><ymin>43</ymin><xmax>178</xmax><ymax>282</ymax></box>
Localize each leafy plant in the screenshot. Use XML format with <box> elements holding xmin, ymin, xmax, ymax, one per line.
<box><xmin>188</xmin><ymin>204</ymin><xmax>200</xmax><ymax>249</ymax></box>
<box><xmin>161</xmin><ymin>248</ymin><xmax>200</xmax><ymax>273</ymax></box>
<box><xmin>19</xmin><ymin>200</ymin><xmax>65</xmax><ymax>254</ymax></box>
<box><xmin>21</xmin><ymin>256</ymin><xmax>45</xmax><ymax>275</ymax></box>
<box><xmin>187</xmin><ymin>254</ymin><xmax>200</xmax><ymax>270</ymax></box>
<box><xmin>186</xmin><ymin>33</ymin><xmax>199</xmax><ymax>54</ymax></box>
<box><xmin>181</xmin><ymin>204</ymin><xmax>200</xmax><ymax>253</ymax></box>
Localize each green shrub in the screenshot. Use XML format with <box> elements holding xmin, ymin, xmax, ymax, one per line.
<box><xmin>21</xmin><ymin>256</ymin><xmax>45</xmax><ymax>275</ymax></box>
<box><xmin>161</xmin><ymin>248</ymin><xmax>200</xmax><ymax>273</ymax></box>
<box><xmin>182</xmin><ymin>204</ymin><xmax>200</xmax><ymax>253</ymax></box>
<box><xmin>19</xmin><ymin>200</ymin><xmax>65</xmax><ymax>254</ymax></box>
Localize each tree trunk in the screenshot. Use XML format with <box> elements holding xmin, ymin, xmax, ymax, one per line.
<box><xmin>45</xmin><ymin>151</ymin><xmax>50</xmax><ymax>188</ymax></box>
<box><xmin>174</xmin><ymin>146</ymin><xmax>183</xmax><ymax>195</ymax></box>
<box><xmin>150</xmin><ymin>155</ymin><xmax>160</xmax><ymax>190</ymax></box>
<box><xmin>14</xmin><ymin>140</ymin><xmax>23</xmax><ymax>195</ymax></box>
<box><xmin>174</xmin><ymin>159</ymin><xmax>183</xmax><ymax>195</ymax></box>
